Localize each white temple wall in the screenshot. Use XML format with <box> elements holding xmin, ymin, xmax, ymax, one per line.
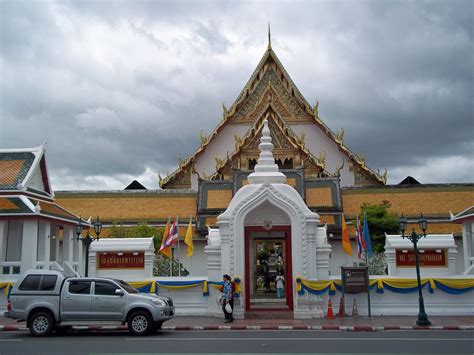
<box><xmin>328</xmin><ymin>240</ymin><xmax>359</xmax><ymax>276</ymax></box>
<box><xmin>191</xmin><ymin>123</ymin><xmax>251</xmax><ymax>190</ymax></box>
<box><xmin>320</xmin><ymin>281</ymin><xmax>474</xmax><ymax>316</ymax></box>
<box><xmin>6</xmin><ymin>220</ymin><xmax>22</xmax><ymax>261</ymax></box>
<box><xmin>455</xmin><ymin>238</ymin><xmax>465</xmax><ymax>274</ymax></box>
<box><xmin>290</xmin><ymin>123</ymin><xmax>354</xmax><ymax>187</ymax></box>
<box><xmin>0</xmin><ymin>221</ymin><xmax>7</xmax><ymax>263</ymax></box>
<box><xmin>175</xmin><ymin>240</ymin><xmax>208</xmax><ymax>276</ymax></box>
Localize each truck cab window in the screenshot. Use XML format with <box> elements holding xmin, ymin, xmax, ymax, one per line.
<box><xmin>19</xmin><ymin>275</ymin><xmax>41</xmax><ymax>290</ymax></box>
<box><xmin>40</xmin><ymin>275</ymin><xmax>57</xmax><ymax>291</ymax></box>
<box><xmin>94</xmin><ymin>281</ymin><xmax>118</xmax><ymax>296</ymax></box>
<box><xmin>69</xmin><ymin>281</ymin><xmax>91</xmax><ymax>294</ymax></box>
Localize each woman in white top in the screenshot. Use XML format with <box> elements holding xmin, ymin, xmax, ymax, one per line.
<box><xmin>275</xmin><ymin>272</ymin><xmax>285</xmax><ymax>298</ymax></box>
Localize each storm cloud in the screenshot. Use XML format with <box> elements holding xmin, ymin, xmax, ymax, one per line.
<box><xmin>0</xmin><ymin>0</ymin><xmax>472</xmax><ymax>190</ymax></box>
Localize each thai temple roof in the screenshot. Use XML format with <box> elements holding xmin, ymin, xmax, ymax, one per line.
<box><xmin>160</xmin><ymin>42</ymin><xmax>387</xmax><ymax>188</ymax></box>
<box><xmin>450</xmin><ymin>205</ymin><xmax>474</xmax><ymax>223</ymax></box>
<box><xmin>0</xmin><ymin>144</ymin><xmax>53</xmax><ymax>198</ymax></box>
<box><xmin>0</xmin><ymin>144</ymin><xmax>82</xmax><ymax>225</ymax></box>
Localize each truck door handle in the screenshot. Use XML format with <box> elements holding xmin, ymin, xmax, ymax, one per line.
<box><xmin>65</xmin><ymin>296</ymin><xmax>71</xmax><ymax>300</ymax></box>
<box><xmin>93</xmin><ymin>297</ymin><xmax>99</xmax><ymax>301</ymax></box>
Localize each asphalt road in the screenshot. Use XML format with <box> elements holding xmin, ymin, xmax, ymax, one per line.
<box><xmin>0</xmin><ymin>330</ymin><xmax>472</xmax><ymax>354</ymax></box>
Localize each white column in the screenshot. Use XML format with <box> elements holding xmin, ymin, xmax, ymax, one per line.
<box><xmin>77</xmin><ymin>237</ymin><xmax>84</xmax><ymax>275</ymax></box>
<box><xmin>43</xmin><ymin>221</ymin><xmax>51</xmax><ymax>269</ymax></box>
<box><xmin>204</xmin><ymin>229</ymin><xmax>222</xmax><ymax>317</ymax></box>
<box><xmin>0</xmin><ymin>220</ymin><xmax>7</xmax><ymax>263</ymax></box>
<box><xmin>63</xmin><ymin>226</ymin><xmax>74</xmax><ymax>264</ymax></box>
<box><xmin>462</xmin><ymin>223</ymin><xmax>470</xmax><ymax>272</ymax></box>
<box><xmin>21</xmin><ymin>220</ymin><xmax>39</xmax><ymax>271</ymax></box>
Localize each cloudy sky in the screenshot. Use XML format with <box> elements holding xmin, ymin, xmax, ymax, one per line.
<box><xmin>1</xmin><ymin>0</ymin><xmax>472</xmax><ymax>190</ymax></box>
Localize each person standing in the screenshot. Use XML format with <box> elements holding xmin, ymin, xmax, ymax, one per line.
<box><xmin>221</xmin><ymin>274</ymin><xmax>234</xmax><ymax>323</ymax></box>
<box><xmin>275</xmin><ymin>272</ymin><xmax>285</xmax><ymax>298</ymax></box>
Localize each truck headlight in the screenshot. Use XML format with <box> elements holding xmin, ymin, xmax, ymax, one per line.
<box><xmin>152</xmin><ymin>299</ymin><xmax>166</xmax><ymax>306</ymax></box>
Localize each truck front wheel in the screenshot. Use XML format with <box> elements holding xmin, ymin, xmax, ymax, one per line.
<box><xmin>128</xmin><ymin>311</ymin><xmax>153</xmax><ymax>336</ymax></box>
<box><xmin>29</xmin><ymin>311</ymin><xmax>54</xmax><ymax>337</ymax></box>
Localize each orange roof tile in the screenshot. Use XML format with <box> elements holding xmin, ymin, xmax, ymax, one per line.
<box><xmin>342</xmin><ymin>185</ymin><xmax>474</xmax><ymax>218</ymax></box>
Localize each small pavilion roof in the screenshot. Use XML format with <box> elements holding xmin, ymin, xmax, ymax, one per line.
<box><xmin>0</xmin><ymin>195</ymin><xmax>82</xmax><ymax>225</ymax></box>
<box><xmin>0</xmin><ymin>144</ymin><xmax>53</xmax><ymax>198</ymax></box>
<box><xmin>450</xmin><ymin>206</ymin><xmax>474</xmax><ymax>223</ymax></box>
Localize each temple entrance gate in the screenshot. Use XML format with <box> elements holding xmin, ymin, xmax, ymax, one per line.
<box><xmin>209</xmin><ymin>119</ymin><xmax>331</xmax><ymax>319</ymax></box>
<box><xmin>245</xmin><ymin>226</ymin><xmax>293</xmax><ymax>311</ymax></box>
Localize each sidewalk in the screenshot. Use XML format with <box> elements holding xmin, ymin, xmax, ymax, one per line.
<box><xmin>2</xmin><ymin>315</ymin><xmax>473</xmax><ymax>332</ymax></box>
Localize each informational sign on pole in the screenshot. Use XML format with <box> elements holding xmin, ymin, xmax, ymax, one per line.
<box><xmin>341</xmin><ymin>266</ymin><xmax>370</xmax><ymax>317</ymax></box>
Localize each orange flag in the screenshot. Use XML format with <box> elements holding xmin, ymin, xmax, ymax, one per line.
<box><xmin>159</xmin><ymin>218</ymin><xmax>171</xmax><ymax>258</ymax></box>
<box><xmin>342</xmin><ymin>215</ymin><xmax>353</xmax><ymax>256</ymax></box>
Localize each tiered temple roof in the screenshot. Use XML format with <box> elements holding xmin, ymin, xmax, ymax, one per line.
<box><xmin>160</xmin><ymin>43</ymin><xmax>386</xmax><ymax>189</ymax></box>
<box><xmin>0</xmin><ymin>145</ymin><xmax>81</xmax><ymax>225</ymax></box>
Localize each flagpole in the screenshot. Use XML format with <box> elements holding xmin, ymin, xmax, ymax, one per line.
<box><xmin>170</xmin><ymin>246</ymin><xmax>173</xmax><ymax>277</ymax></box>
<box><xmin>365</xmin><ymin>250</ymin><xmax>371</xmax><ymax>318</ymax></box>
<box><xmin>189</xmin><ymin>215</ymin><xmax>193</xmax><ymax>277</ymax></box>
<box><xmin>177</xmin><ymin>216</ymin><xmax>181</xmax><ymax>277</ymax></box>
<box><xmin>364</xmin><ymin>213</ymin><xmax>372</xmax><ymax>318</ymax></box>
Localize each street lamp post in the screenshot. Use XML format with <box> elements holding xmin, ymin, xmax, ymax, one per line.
<box><xmin>399</xmin><ymin>213</ymin><xmax>431</xmax><ymax>326</ymax></box>
<box><xmin>75</xmin><ymin>217</ymin><xmax>102</xmax><ymax>277</ymax></box>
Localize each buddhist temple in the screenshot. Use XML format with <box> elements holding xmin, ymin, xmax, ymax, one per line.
<box><xmin>1</xmin><ymin>33</ymin><xmax>472</xmax><ymax>317</ymax></box>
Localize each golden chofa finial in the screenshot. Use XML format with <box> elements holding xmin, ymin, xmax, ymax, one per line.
<box><xmin>158</xmin><ymin>172</ymin><xmax>163</xmax><ymax>188</ymax></box>
<box><xmin>298</xmin><ymin>130</ymin><xmax>305</xmax><ymax>146</ymax></box>
<box><xmin>333</xmin><ymin>159</ymin><xmax>345</xmax><ymax>177</ymax></box>
<box><xmin>200</xmin><ymin>129</ymin><xmax>207</xmax><ymax>146</ymax></box>
<box><xmin>214</xmin><ymin>155</ymin><xmax>224</xmax><ymax>170</ymax></box>
<box><xmin>356</xmin><ymin>153</ymin><xmax>366</xmax><ymax>167</ymax></box>
<box><xmin>222</xmin><ymin>101</ymin><xmax>228</xmax><ymax>116</ymax></box>
<box><xmin>268</xmin><ymin>22</ymin><xmax>272</xmax><ymax>49</ymax></box>
<box><xmin>316</xmin><ymin>151</ymin><xmax>326</xmax><ymax>169</ymax></box>
<box><xmin>313</xmin><ymin>100</ymin><xmax>319</xmax><ymax>117</ymax></box>
<box><xmin>335</xmin><ymin>128</ymin><xmax>344</xmax><ymax>145</ymax></box>
<box><xmin>234</xmin><ymin>133</ymin><xmax>243</xmax><ymax>150</ymax></box>
<box><xmin>178</xmin><ymin>154</ymin><xmax>185</xmax><ymax>168</ymax></box>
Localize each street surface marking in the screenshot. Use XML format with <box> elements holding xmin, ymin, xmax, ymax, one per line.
<box><xmin>125</xmin><ymin>337</ymin><xmax>473</xmax><ymax>342</ymax></box>
<box><xmin>0</xmin><ymin>339</ymin><xmax>23</xmax><ymax>342</ymax></box>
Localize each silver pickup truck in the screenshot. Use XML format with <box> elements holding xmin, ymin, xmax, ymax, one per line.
<box><xmin>5</xmin><ymin>270</ymin><xmax>174</xmax><ymax>336</ymax></box>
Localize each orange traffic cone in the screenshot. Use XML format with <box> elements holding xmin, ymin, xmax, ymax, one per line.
<box><xmin>326</xmin><ymin>299</ymin><xmax>334</xmax><ymax>319</ymax></box>
<box><xmin>352</xmin><ymin>298</ymin><xmax>359</xmax><ymax>317</ymax></box>
<box><xmin>338</xmin><ymin>297</ymin><xmax>344</xmax><ymax>318</ymax></box>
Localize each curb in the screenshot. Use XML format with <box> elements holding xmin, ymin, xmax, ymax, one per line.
<box><xmin>1</xmin><ymin>324</ymin><xmax>473</xmax><ymax>332</ymax></box>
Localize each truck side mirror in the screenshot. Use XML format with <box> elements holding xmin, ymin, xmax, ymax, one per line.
<box><xmin>115</xmin><ymin>289</ymin><xmax>124</xmax><ymax>296</ymax></box>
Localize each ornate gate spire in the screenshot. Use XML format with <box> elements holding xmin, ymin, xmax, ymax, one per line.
<box><xmin>248</xmin><ymin>119</ymin><xmax>286</xmax><ymax>184</ymax></box>
<box><xmin>268</xmin><ymin>23</ymin><xmax>272</xmax><ymax>49</ymax></box>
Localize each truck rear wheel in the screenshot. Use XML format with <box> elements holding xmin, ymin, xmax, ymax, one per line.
<box><xmin>29</xmin><ymin>311</ymin><xmax>54</xmax><ymax>337</ymax></box>
<box><xmin>128</xmin><ymin>311</ymin><xmax>153</xmax><ymax>336</ymax></box>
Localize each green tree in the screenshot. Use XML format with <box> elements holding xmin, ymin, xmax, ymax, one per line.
<box><xmin>360</xmin><ymin>201</ymin><xmax>399</xmax><ymax>253</ymax></box>
<box><xmin>109</xmin><ymin>222</ymin><xmax>164</xmax><ymax>254</ymax></box>
<box><xmin>109</xmin><ymin>222</ymin><xmax>129</xmax><ymax>238</ymax></box>
<box><xmin>153</xmin><ymin>255</ymin><xmax>189</xmax><ymax>277</ymax></box>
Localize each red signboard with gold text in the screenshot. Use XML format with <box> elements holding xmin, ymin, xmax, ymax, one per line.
<box><xmin>396</xmin><ymin>250</ymin><xmax>447</xmax><ymax>267</ymax></box>
<box><xmin>98</xmin><ymin>252</ymin><xmax>145</xmax><ymax>269</ymax></box>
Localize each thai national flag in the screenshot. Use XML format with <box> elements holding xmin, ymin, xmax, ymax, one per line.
<box><xmin>356</xmin><ymin>215</ymin><xmax>365</xmax><ymax>259</ymax></box>
<box><xmin>161</xmin><ymin>221</ymin><xmax>179</xmax><ymax>249</ymax></box>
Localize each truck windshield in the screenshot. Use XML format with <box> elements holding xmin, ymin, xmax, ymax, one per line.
<box><xmin>117</xmin><ymin>280</ymin><xmax>139</xmax><ymax>294</ymax></box>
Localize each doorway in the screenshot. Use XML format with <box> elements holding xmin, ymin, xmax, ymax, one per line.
<box><xmin>245</xmin><ymin>226</ymin><xmax>293</xmax><ymax>311</ymax></box>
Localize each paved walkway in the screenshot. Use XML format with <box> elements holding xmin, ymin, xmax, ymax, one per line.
<box><xmin>2</xmin><ymin>315</ymin><xmax>473</xmax><ymax>332</ymax></box>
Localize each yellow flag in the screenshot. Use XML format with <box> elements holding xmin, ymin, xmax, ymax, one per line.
<box><xmin>184</xmin><ymin>217</ymin><xmax>193</xmax><ymax>257</ymax></box>
<box><xmin>159</xmin><ymin>218</ymin><xmax>171</xmax><ymax>258</ymax></box>
<box><xmin>342</xmin><ymin>215</ymin><xmax>353</xmax><ymax>256</ymax></box>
